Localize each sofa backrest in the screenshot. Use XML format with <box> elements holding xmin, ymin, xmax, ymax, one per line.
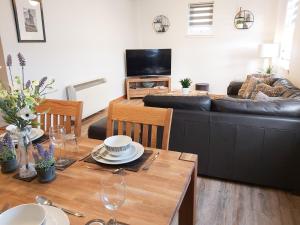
<box><xmin>212</xmin><ymin>98</ymin><xmax>300</xmax><ymax>118</ymax></box>
<box><xmin>143</xmin><ymin>95</ymin><xmax>211</xmax><ymax>111</ymax></box>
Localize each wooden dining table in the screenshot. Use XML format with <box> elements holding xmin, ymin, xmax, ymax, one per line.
<box><xmin>0</xmin><ymin>137</ymin><xmax>198</xmax><ymax>225</ymax></box>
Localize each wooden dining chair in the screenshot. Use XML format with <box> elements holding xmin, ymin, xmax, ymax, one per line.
<box><xmin>106</xmin><ymin>102</ymin><xmax>173</xmax><ymax>150</ymax></box>
<box><xmin>35</xmin><ymin>99</ymin><xmax>83</xmax><ymax>137</ymax></box>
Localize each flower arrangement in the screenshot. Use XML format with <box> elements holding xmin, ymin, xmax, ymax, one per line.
<box><xmin>180</xmin><ymin>78</ymin><xmax>192</xmax><ymax>88</ymax></box>
<box><xmin>0</xmin><ymin>133</ymin><xmax>18</xmax><ymax>173</ymax></box>
<box><xmin>0</xmin><ymin>133</ymin><xmax>16</xmax><ymax>162</ymax></box>
<box><xmin>33</xmin><ymin>144</ymin><xmax>56</xmax><ymax>183</ymax></box>
<box><xmin>0</xmin><ymin>53</ymin><xmax>55</xmax><ymax>178</ymax></box>
<box><xmin>33</xmin><ymin>144</ymin><xmax>55</xmax><ymax>171</ymax></box>
<box><xmin>0</xmin><ymin>53</ymin><xmax>54</xmax><ymax>130</ymax></box>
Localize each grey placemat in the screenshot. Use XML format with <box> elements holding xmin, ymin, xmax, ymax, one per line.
<box><xmin>13</xmin><ymin>173</ymin><xmax>37</xmax><ymax>182</ymax></box>
<box><xmin>55</xmin><ymin>158</ymin><xmax>77</xmax><ymax>171</ymax></box>
<box><xmin>84</xmin><ymin>150</ymin><xmax>153</xmax><ymax>172</ymax></box>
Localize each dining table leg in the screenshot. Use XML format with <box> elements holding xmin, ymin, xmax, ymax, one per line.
<box><xmin>178</xmin><ymin>154</ymin><xmax>198</xmax><ymax>225</ymax></box>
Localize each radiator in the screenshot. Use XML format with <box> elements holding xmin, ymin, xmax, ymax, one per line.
<box><xmin>66</xmin><ymin>78</ymin><xmax>108</xmax><ymax>119</ymax></box>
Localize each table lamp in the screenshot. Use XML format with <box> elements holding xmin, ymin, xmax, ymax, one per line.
<box><xmin>259</xmin><ymin>43</ymin><xmax>280</xmax><ymax>74</ymax></box>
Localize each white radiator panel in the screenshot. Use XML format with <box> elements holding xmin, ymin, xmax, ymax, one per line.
<box><xmin>66</xmin><ymin>78</ymin><xmax>108</xmax><ymax>119</ymax></box>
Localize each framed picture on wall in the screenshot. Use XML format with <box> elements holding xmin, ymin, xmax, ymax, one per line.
<box><xmin>12</xmin><ymin>0</ymin><xmax>46</xmax><ymax>42</ymax></box>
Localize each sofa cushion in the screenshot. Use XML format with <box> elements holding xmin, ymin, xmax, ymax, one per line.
<box><xmin>254</xmin><ymin>91</ymin><xmax>284</xmax><ymax>101</ymax></box>
<box><xmin>212</xmin><ymin>98</ymin><xmax>300</xmax><ymax>118</ymax></box>
<box><xmin>238</xmin><ymin>74</ymin><xmax>273</xmax><ymax>98</ymax></box>
<box><xmin>143</xmin><ymin>95</ymin><xmax>211</xmax><ymax>111</ymax></box>
<box><xmin>242</xmin><ymin>77</ymin><xmax>261</xmax><ymax>99</ymax></box>
<box><xmin>251</xmin><ymin>83</ymin><xmax>285</xmax><ymax>99</ymax></box>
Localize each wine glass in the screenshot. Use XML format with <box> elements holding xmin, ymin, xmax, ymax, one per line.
<box><xmin>49</xmin><ymin>125</ymin><xmax>68</xmax><ymax>167</ymax></box>
<box><xmin>100</xmin><ymin>174</ymin><xmax>126</xmax><ymax>225</ymax></box>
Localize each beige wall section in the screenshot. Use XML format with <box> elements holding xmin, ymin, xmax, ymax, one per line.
<box><xmin>0</xmin><ymin>36</ymin><xmax>9</xmax><ymax>90</ymax></box>
<box><xmin>136</xmin><ymin>0</ymin><xmax>279</xmax><ymax>94</ymax></box>
<box><xmin>287</xmin><ymin>11</ymin><xmax>300</xmax><ymax>88</ymax></box>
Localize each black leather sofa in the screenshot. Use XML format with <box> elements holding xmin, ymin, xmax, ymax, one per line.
<box><xmin>88</xmin><ymin>78</ymin><xmax>300</xmax><ymax>193</ymax></box>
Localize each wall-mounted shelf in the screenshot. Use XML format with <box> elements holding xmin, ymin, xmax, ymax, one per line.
<box><xmin>234</xmin><ymin>8</ymin><xmax>254</xmax><ymax>30</ymax></box>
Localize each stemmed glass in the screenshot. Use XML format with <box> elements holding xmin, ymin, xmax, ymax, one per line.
<box><xmin>49</xmin><ymin>125</ymin><xmax>68</xmax><ymax>167</ymax></box>
<box><xmin>100</xmin><ymin>174</ymin><xmax>126</xmax><ymax>225</ymax></box>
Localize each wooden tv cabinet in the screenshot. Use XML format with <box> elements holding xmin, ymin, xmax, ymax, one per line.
<box><xmin>126</xmin><ymin>76</ymin><xmax>171</xmax><ymax>100</ymax></box>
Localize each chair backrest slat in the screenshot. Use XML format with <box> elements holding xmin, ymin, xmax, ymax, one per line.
<box><xmin>134</xmin><ymin>124</ymin><xmax>141</xmax><ymax>142</ymax></box>
<box><xmin>142</xmin><ymin>125</ymin><xmax>149</xmax><ymax>147</ymax></box>
<box><xmin>40</xmin><ymin>114</ymin><xmax>45</xmax><ymax>130</ymax></box>
<box><xmin>118</xmin><ymin>121</ymin><xmax>123</xmax><ymax>135</ymax></box>
<box><xmin>125</xmin><ymin>122</ymin><xmax>132</xmax><ymax>137</ymax></box>
<box><xmin>35</xmin><ymin>99</ymin><xmax>83</xmax><ymax>137</ymax></box>
<box><xmin>150</xmin><ymin>125</ymin><xmax>158</xmax><ymax>148</ymax></box>
<box><xmin>106</xmin><ymin>102</ymin><xmax>173</xmax><ymax>150</ymax></box>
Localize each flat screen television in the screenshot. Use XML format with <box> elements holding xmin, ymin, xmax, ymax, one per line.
<box><xmin>126</xmin><ymin>49</ymin><xmax>171</xmax><ymax>76</ymax></box>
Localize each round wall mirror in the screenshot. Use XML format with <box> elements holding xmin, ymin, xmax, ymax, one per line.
<box><xmin>234</xmin><ymin>8</ymin><xmax>254</xmax><ymax>30</ymax></box>
<box><xmin>153</xmin><ymin>15</ymin><xmax>170</xmax><ymax>33</ymax></box>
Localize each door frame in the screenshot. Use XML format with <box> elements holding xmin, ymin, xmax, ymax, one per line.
<box><xmin>0</xmin><ymin>36</ymin><xmax>9</xmax><ymax>90</ymax></box>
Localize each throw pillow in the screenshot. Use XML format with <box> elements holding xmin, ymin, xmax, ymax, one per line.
<box><xmin>251</xmin><ymin>83</ymin><xmax>285</xmax><ymax>99</ymax></box>
<box><xmin>242</xmin><ymin>77</ymin><xmax>261</xmax><ymax>99</ymax></box>
<box><xmin>254</xmin><ymin>91</ymin><xmax>284</xmax><ymax>101</ymax></box>
<box><xmin>238</xmin><ymin>74</ymin><xmax>272</xmax><ymax>98</ymax></box>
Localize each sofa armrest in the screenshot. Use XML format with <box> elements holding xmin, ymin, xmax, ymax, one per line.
<box><xmin>227</xmin><ymin>81</ymin><xmax>243</xmax><ymax>96</ymax></box>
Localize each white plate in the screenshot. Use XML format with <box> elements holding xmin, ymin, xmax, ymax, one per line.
<box><xmin>91</xmin><ymin>142</ymin><xmax>144</xmax><ymax>165</ymax></box>
<box><xmin>92</xmin><ymin>144</ymin><xmax>138</xmax><ymax>161</ymax></box>
<box><xmin>43</xmin><ymin>205</ymin><xmax>70</xmax><ymax>225</ymax></box>
<box><xmin>0</xmin><ymin>204</ymin><xmax>46</xmax><ymax>225</ymax></box>
<box><xmin>0</xmin><ymin>128</ymin><xmax>44</xmax><ymax>143</ymax></box>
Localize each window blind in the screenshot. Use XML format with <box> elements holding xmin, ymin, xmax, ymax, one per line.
<box><xmin>189</xmin><ymin>2</ymin><xmax>214</xmax><ymax>27</ymax></box>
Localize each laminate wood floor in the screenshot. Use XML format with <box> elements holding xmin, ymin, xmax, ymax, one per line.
<box><xmin>82</xmin><ymin>99</ymin><xmax>300</xmax><ymax>225</ymax></box>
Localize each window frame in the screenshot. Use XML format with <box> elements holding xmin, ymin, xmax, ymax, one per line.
<box><xmin>187</xmin><ymin>1</ymin><xmax>215</xmax><ymax>37</ymax></box>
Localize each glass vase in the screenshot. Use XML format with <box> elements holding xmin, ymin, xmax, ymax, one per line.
<box><xmin>17</xmin><ymin>127</ymin><xmax>37</xmax><ymax>178</ymax></box>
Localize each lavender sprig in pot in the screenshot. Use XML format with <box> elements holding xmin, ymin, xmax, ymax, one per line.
<box><xmin>0</xmin><ymin>133</ymin><xmax>18</xmax><ymax>173</ymax></box>
<box><xmin>33</xmin><ymin>144</ymin><xmax>56</xmax><ymax>183</ymax></box>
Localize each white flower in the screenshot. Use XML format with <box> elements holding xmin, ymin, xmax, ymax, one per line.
<box><xmin>17</xmin><ymin>106</ymin><xmax>36</xmax><ymax>121</ymax></box>
<box><xmin>6</xmin><ymin>124</ymin><xmax>17</xmax><ymax>134</ymax></box>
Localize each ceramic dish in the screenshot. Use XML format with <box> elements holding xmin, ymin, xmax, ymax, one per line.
<box><xmin>92</xmin><ymin>144</ymin><xmax>138</xmax><ymax>161</ymax></box>
<box><xmin>92</xmin><ymin>142</ymin><xmax>144</xmax><ymax>165</ymax></box>
<box><xmin>104</xmin><ymin>135</ymin><xmax>132</xmax><ymax>156</ymax></box>
<box><xmin>0</xmin><ymin>204</ymin><xmax>46</xmax><ymax>225</ymax></box>
<box><xmin>43</xmin><ymin>205</ymin><xmax>70</xmax><ymax>225</ymax></box>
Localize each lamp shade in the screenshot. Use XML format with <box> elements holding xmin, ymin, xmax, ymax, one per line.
<box><xmin>259</xmin><ymin>43</ymin><xmax>280</xmax><ymax>58</ymax></box>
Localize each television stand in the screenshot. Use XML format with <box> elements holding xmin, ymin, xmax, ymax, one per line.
<box><xmin>126</xmin><ymin>76</ymin><xmax>171</xmax><ymax>100</ymax></box>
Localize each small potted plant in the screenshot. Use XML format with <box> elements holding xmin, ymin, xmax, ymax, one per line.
<box><xmin>180</xmin><ymin>78</ymin><xmax>192</xmax><ymax>95</ymax></box>
<box><xmin>33</xmin><ymin>144</ymin><xmax>56</xmax><ymax>183</ymax></box>
<box><xmin>0</xmin><ymin>133</ymin><xmax>18</xmax><ymax>173</ymax></box>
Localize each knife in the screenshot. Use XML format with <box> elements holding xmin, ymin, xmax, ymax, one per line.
<box><xmin>142</xmin><ymin>151</ymin><xmax>160</xmax><ymax>170</ymax></box>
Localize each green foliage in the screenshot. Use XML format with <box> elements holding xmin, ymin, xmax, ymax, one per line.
<box><xmin>180</xmin><ymin>78</ymin><xmax>193</xmax><ymax>88</ymax></box>
<box><xmin>35</xmin><ymin>158</ymin><xmax>55</xmax><ymax>171</ymax></box>
<box><xmin>0</xmin><ymin>76</ymin><xmax>54</xmax><ymax>129</ymax></box>
<box><xmin>0</xmin><ymin>146</ymin><xmax>16</xmax><ymax>162</ymax></box>
<box><xmin>266</xmin><ymin>66</ymin><xmax>273</xmax><ymax>75</ymax></box>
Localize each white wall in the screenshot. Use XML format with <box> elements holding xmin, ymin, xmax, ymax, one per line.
<box><xmin>287</xmin><ymin>7</ymin><xmax>300</xmax><ymax>87</ymax></box>
<box><xmin>136</xmin><ymin>0</ymin><xmax>279</xmax><ymax>93</ymax></box>
<box><xmin>0</xmin><ymin>0</ymin><xmax>138</xmax><ymax>100</ymax></box>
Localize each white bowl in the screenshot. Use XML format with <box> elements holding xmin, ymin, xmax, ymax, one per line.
<box><xmin>104</xmin><ymin>135</ymin><xmax>132</xmax><ymax>156</ymax></box>
<box><xmin>0</xmin><ymin>204</ymin><xmax>46</xmax><ymax>225</ymax></box>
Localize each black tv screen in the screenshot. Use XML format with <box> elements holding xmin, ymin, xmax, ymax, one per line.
<box><xmin>126</xmin><ymin>49</ymin><xmax>171</xmax><ymax>76</ymax></box>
